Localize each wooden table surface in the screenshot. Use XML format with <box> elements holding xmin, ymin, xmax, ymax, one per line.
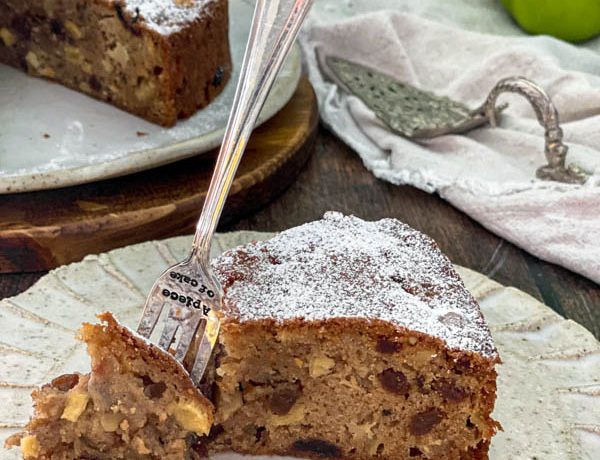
<box><xmin>1</xmin><ymin>126</ymin><xmax>599</xmax><ymax>340</ymax></box>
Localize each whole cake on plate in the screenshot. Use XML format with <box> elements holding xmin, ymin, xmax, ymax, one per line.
<box><xmin>0</xmin><ymin>0</ymin><xmax>231</xmax><ymax>126</ymax></box>
<box><xmin>7</xmin><ymin>213</ymin><xmax>500</xmax><ymax>459</ymax></box>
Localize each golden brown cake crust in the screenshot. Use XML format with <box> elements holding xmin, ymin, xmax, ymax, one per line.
<box><xmin>0</xmin><ymin>0</ymin><xmax>231</xmax><ymax>126</ymax></box>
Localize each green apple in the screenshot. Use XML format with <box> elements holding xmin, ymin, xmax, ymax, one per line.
<box><xmin>501</xmin><ymin>0</ymin><xmax>600</xmax><ymax>43</ymax></box>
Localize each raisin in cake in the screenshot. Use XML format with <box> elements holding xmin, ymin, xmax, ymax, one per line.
<box><xmin>210</xmin><ymin>212</ymin><xmax>500</xmax><ymax>459</ymax></box>
<box><xmin>5</xmin><ymin>312</ymin><xmax>214</xmax><ymax>459</ymax></box>
<box><xmin>0</xmin><ymin>0</ymin><xmax>231</xmax><ymax>126</ymax></box>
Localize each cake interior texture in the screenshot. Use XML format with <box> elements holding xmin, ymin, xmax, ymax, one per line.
<box><xmin>0</xmin><ymin>0</ymin><xmax>231</xmax><ymax>126</ymax></box>
<box><xmin>210</xmin><ymin>319</ymin><xmax>497</xmax><ymax>460</ymax></box>
<box><xmin>5</xmin><ymin>313</ymin><xmax>214</xmax><ymax>460</ymax></box>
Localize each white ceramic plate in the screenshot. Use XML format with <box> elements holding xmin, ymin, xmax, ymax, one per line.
<box><xmin>0</xmin><ymin>0</ymin><xmax>302</xmax><ymax>194</ymax></box>
<box><xmin>1</xmin><ymin>232</ymin><xmax>599</xmax><ymax>459</ymax></box>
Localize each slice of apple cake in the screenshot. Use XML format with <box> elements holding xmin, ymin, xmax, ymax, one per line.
<box><xmin>5</xmin><ymin>312</ymin><xmax>214</xmax><ymax>459</ymax></box>
<box><xmin>209</xmin><ymin>212</ymin><xmax>500</xmax><ymax>459</ymax></box>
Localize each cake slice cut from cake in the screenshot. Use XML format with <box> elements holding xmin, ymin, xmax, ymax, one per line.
<box><xmin>0</xmin><ymin>0</ymin><xmax>231</xmax><ymax>126</ymax></box>
<box><xmin>6</xmin><ymin>213</ymin><xmax>499</xmax><ymax>459</ymax></box>
<box><xmin>210</xmin><ymin>212</ymin><xmax>500</xmax><ymax>460</ymax></box>
<box><xmin>5</xmin><ymin>312</ymin><xmax>214</xmax><ymax>459</ymax></box>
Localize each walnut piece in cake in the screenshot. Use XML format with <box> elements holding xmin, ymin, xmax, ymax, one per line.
<box><xmin>5</xmin><ymin>312</ymin><xmax>214</xmax><ymax>459</ymax></box>
<box><xmin>210</xmin><ymin>212</ymin><xmax>500</xmax><ymax>459</ymax></box>
<box><xmin>0</xmin><ymin>0</ymin><xmax>231</xmax><ymax>126</ymax></box>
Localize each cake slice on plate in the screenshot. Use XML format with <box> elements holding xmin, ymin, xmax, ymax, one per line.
<box><xmin>5</xmin><ymin>312</ymin><xmax>214</xmax><ymax>459</ymax></box>
<box><xmin>7</xmin><ymin>213</ymin><xmax>499</xmax><ymax>459</ymax></box>
<box><xmin>210</xmin><ymin>212</ymin><xmax>500</xmax><ymax>459</ymax></box>
<box><xmin>0</xmin><ymin>0</ymin><xmax>231</xmax><ymax>126</ymax></box>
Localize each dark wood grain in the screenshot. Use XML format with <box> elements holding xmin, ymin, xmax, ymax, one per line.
<box><xmin>0</xmin><ymin>78</ymin><xmax>318</xmax><ymax>273</ymax></box>
<box><xmin>1</xmin><ymin>118</ymin><xmax>598</xmax><ymax>340</ymax></box>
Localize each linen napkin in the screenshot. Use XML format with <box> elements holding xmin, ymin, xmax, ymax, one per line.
<box><xmin>300</xmin><ymin>1</ymin><xmax>600</xmax><ymax>284</ymax></box>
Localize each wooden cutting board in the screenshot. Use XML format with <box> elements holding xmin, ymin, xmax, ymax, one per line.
<box><xmin>0</xmin><ymin>77</ymin><xmax>318</xmax><ymax>273</ymax></box>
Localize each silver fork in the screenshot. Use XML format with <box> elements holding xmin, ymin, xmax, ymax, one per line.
<box><xmin>137</xmin><ymin>0</ymin><xmax>314</xmax><ymax>385</ymax></box>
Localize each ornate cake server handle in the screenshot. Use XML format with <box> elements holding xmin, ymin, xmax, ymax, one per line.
<box><xmin>137</xmin><ymin>0</ymin><xmax>314</xmax><ymax>385</ymax></box>
<box><xmin>482</xmin><ymin>76</ymin><xmax>588</xmax><ymax>184</ymax></box>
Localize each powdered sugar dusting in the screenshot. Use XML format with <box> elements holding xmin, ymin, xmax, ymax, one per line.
<box><xmin>213</xmin><ymin>212</ymin><xmax>498</xmax><ymax>358</ymax></box>
<box><xmin>124</xmin><ymin>0</ymin><xmax>217</xmax><ymax>35</ymax></box>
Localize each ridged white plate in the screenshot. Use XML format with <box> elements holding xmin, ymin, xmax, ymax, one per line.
<box><xmin>0</xmin><ymin>0</ymin><xmax>301</xmax><ymax>194</ymax></box>
<box><xmin>1</xmin><ymin>232</ymin><xmax>599</xmax><ymax>459</ymax></box>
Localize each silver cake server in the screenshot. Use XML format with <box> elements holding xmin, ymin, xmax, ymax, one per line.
<box><xmin>326</xmin><ymin>56</ymin><xmax>591</xmax><ymax>185</ymax></box>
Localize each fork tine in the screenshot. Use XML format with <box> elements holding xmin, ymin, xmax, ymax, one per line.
<box><xmin>137</xmin><ymin>288</ymin><xmax>166</xmax><ymax>338</ymax></box>
<box><xmin>157</xmin><ymin>309</ymin><xmax>180</xmax><ymax>351</ymax></box>
<box><xmin>173</xmin><ymin>312</ymin><xmax>203</xmax><ymax>362</ymax></box>
<box><xmin>190</xmin><ymin>311</ymin><xmax>221</xmax><ymax>385</ymax></box>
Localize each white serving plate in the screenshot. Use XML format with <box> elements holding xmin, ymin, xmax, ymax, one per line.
<box><xmin>0</xmin><ymin>0</ymin><xmax>301</xmax><ymax>194</ymax></box>
<box><xmin>1</xmin><ymin>232</ymin><xmax>599</xmax><ymax>459</ymax></box>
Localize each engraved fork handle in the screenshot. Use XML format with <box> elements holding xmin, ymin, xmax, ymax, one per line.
<box><xmin>191</xmin><ymin>0</ymin><xmax>314</xmax><ymax>269</ymax></box>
